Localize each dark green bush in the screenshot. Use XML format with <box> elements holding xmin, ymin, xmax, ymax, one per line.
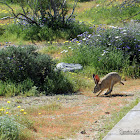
<box><xmin>0</xmin><ymin>27</ymin><xmax>5</xmax><ymax>36</ymax></box>
<box><xmin>22</xmin><ymin>26</ymin><xmax>41</xmax><ymax>41</ymax></box>
<box><xmin>0</xmin><ymin>46</ymin><xmax>73</xmax><ymax>95</ymax></box>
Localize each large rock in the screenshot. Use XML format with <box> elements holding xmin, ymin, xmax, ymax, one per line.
<box><xmin>56</xmin><ymin>62</ymin><xmax>83</xmax><ymax>72</ymax></box>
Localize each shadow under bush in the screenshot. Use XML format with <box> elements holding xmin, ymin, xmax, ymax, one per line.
<box><xmin>0</xmin><ymin>46</ymin><xmax>74</xmax><ymax>96</ymax></box>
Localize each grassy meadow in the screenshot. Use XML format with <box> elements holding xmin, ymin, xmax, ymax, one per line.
<box><xmin>0</xmin><ymin>0</ymin><xmax>140</xmax><ymax>139</ymax></box>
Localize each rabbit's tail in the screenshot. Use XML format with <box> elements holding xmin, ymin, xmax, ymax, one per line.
<box><xmin>120</xmin><ymin>81</ymin><xmax>124</xmax><ymax>85</ymax></box>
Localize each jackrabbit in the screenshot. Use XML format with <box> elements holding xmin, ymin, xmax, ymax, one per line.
<box><xmin>93</xmin><ymin>72</ymin><xmax>124</xmax><ymax>96</ymax></box>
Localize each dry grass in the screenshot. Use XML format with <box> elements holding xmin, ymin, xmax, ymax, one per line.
<box><xmin>11</xmin><ymin>79</ymin><xmax>139</xmax><ymax>140</ymax></box>
<box><xmin>0</xmin><ymin>79</ymin><xmax>139</xmax><ymax>139</ymax></box>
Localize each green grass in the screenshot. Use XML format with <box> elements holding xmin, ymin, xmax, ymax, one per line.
<box><xmin>76</xmin><ymin>0</ymin><xmax>140</xmax><ymax>25</ymax></box>
<box><xmin>0</xmin><ymin>3</ymin><xmax>24</xmax><ymax>19</ymax></box>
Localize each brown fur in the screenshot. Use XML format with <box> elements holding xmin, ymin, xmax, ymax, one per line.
<box><xmin>93</xmin><ymin>72</ymin><xmax>124</xmax><ymax>96</ymax></box>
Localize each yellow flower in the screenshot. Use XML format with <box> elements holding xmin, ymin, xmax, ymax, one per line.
<box><xmin>0</xmin><ymin>108</ymin><xmax>5</xmax><ymax>112</ymax></box>
<box><xmin>38</xmin><ymin>113</ymin><xmax>41</xmax><ymax>115</ymax></box>
<box><xmin>0</xmin><ymin>109</ymin><xmax>4</xmax><ymax>111</ymax></box>
<box><xmin>23</xmin><ymin>112</ymin><xmax>27</xmax><ymax>115</ymax></box>
<box><xmin>71</xmin><ymin>72</ymin><xmax>76</xmax><ymax>75</ymax></box>
<box><xmin>6</xmin><ymin>112</ymin><xmax>9</xmax><ymax>114</ymax></box>
<box><xmin>6</xmin><ymin>107</ymin><xmax>9</xmax><ymax>110</ymax></box>
<box><xmin>58</xmin><ymin>98</ymin><xmax>59</xmax><ymax>100</ymax></box>
<box><xmin>7</xmin><ymin>101</ymin><xmax>11</xmax><ymax>104</ymax></box>
<box><xmin>20</xmin><ymin>109</ymin><xmax>24</xmax><ymax>112</ymax></box>
<box><xmin>65</xmin><ymin>41</ymin><xmax>69</xmax><ymax>43</ymax></box>
<box><xmin>17</xmin><ymin>106</ymin><xmax>21</xmax><ymax>108</ymax></box>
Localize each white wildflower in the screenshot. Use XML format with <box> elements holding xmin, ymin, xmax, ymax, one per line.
<box><xmin>88</xmin><ymin>35</ymin><xmax>91</xmax><ymax>38</ymax></box>
<box><xmin>101</xmin><ymin>50</ymin><xmax>108</xmax><ymax>56</ymax></box>
<box><xmin>122</xmin><ymin>30</ymin><xmax>127</xmax><ymax>32</ymax></box>
<box><xmin>115</xmin><ymin>36</ymin><xmax>121</xmax><ymax>39</ymax></box>
<box><xmin>61</xmin><ymin>50</ymin><xmax>68</xmax><ymax>53</ymax></box>
<box><xmin>97</xmin><ymin>34</ymin><xmax>100</xmax><ymax>37</ymax></box>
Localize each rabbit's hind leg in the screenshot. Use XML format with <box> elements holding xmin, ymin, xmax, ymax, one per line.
<box><xmin>104</xmin><ymin>83</ymin><xmax>114</xmax><ymax>95</ymax></box>
<box><xmin>104</xmin><ymin>88</ymin><xmax>112</xmax><ymax>95</ymax></box>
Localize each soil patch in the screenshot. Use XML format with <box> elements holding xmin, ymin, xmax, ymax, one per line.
<box><xmin>0</xmin><ymin>79</ymin><xmax>140</xmax><ymax>139</ymax></box>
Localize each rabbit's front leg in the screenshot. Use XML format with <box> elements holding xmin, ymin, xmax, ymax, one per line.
<box><xmin>96</xmin><ymin>90</ymin><xmax>103</xmax><ymax>96</ymax></box>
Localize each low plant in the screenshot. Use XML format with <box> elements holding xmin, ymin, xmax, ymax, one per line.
<box><xmin>0</xmin><ymin>101</ymin><xmax>36</xmax><ymax>140</ymax></box>
<box><xmin>0</xmin><ymin>115</ymin><xmax>21</xmax><ymax>140</ymax></box>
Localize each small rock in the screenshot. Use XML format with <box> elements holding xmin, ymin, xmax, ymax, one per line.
<box><xmin>105</xmin><ymin>112</ymin><xmax>110</xmax><ymax>114</ymax></box>
<box><xmin>81</xmin><ymin>130</ymin><xmax>87</xmax><ymax>134</ymax></box>
<box><xmin>94</xmin><ymin>121</ymin><xmax>98</xmax><ymax>123</ymax></box>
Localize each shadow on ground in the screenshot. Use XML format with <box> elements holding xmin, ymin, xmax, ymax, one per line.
<box><xmin>100</xmin><ymin>93</ymin><xmax>134</xmax><ymax>98</ymax></box>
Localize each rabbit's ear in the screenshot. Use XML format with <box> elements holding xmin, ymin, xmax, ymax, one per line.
<box><xmin>95</xmin><ymin>75</ymin><xmax>100</xmax><ymax>83</ymax></box>
<box><xmin>93</xmin><ymin>74</ymin><xmax>100</xmax><ymax>84</ymax></box>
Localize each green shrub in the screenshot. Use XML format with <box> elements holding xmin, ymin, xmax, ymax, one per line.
<box><xmin>43</xmin><ymin>72</ymin><xmax>74</xmax><ymax>94</ymax></box>
<box><xmin>40</xmin><ymin>26</ymin><xmax>55</xmax><ymax>41</ymax></box>
<box><xmin>0</xmin><ymin>46</ymin><xmax>74</xmax><ymax>95</ymax></box>
<box><xmin>0</xmin><ymin>116</ymin><xmax>20</xmax><ymax>140</ymax></box>
<box><xmin>22</xmin><ymin>25</ymin><xmax>41</xmax><ymax>41</ymax></box>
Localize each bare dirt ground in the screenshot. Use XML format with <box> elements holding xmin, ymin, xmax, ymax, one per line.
<box><xmin>0</xmin><ymin>79</ymin><xmax>140</xmax><ymax>140</ymax></box>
